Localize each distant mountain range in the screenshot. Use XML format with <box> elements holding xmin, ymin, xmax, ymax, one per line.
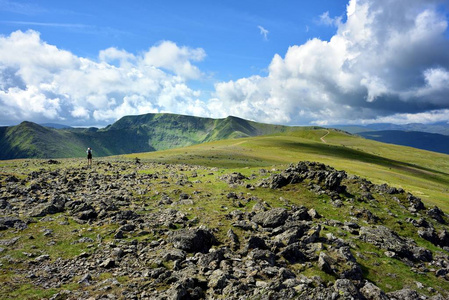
<box><xmin>0</xmin><ymin>114</ymin><xmax>298</xmax><ymax>160</ymax></box>
<box><xmin>40</xmin><ymin>123</ymin><xmax>73</xmax><ymax>129</ymax></box>
<box><xmin>1</xmin><ymin>115</ymin><xmax>448</xmax><ymax>160</ymax></box>
<box><xmin>331</xmin><ymin>123</ymin><xmax>449</xmax><ymax>154</ymax></box>
<box><xmin>332</xmin><ymin>122</ymin><xmax>449</xmax><ymax>136</ymax></box>
<box><xmin>357</xmin><ymin>130</ymin><xmax>449</xmax><ymax>154</ymax></box>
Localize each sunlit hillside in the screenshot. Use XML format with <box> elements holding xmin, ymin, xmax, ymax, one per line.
<box><xmin>125</xmin><ymin>128</ymin><xmax>449</xmax><ymax>211</ymax></box>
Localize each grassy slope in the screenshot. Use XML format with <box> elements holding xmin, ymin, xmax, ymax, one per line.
<box><xmin>0</xmin><ymin>122</ymin><xmax>85</xmax><ymax>159</ymax></box>
<box><xmin>0</xmin><ymin>114</ymin><xmax>302</xmax><ymax>160</ymax></box>
<box><xmin>125</xmin><ymin>128</ymin><xmax>449</xmax><ymax>211</ymax></box>
<box><xmin>1</xmin><ymin>128</ymin><xmax>449</xmax><ymax>298</ymax></box>
<box><xmin>107</xmin><ymin>113</ymin><xmax>298</xmax><ymax>151</ymax></box>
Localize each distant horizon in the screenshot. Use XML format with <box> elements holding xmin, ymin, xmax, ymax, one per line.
<box><xmin>2</xmin><ymin>112</ymin><xmax>448</xmax><ymax>130</ymax></box>
<box><xmin>1</xmin><ymin>0</ymin><xmax>449</xmax><ymax>127</ymax></box>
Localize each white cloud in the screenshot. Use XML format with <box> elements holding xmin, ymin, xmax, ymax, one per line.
<box><xmin>258</xmin><ymin>25</ymin><xmax>269</xmax><ymax>41</ymax></box>
<box><xmin>210</xmin><ymin>0</ymin><xmax>449</xmax><ymax>125</ymax></box>
<box><xmin>319</xmin><ymin>11</ymin><xmax>342</xmax><ymax>27</ymax></box>
<box><xmin>99</xmin><ymin>47</ymin><xmax>136</xmax><ymax>67</ymax></box>
<box><xmin>0</xmin><ymin>30</ymin><xmax>208</xmax><ymax>126</ymax></box>
<box><xmin>346</xmin><ymin>0</ymin><xmax>357</xmax><ymax>17</ymax></box>
<box><xmin>143</xmin><ymin>41</ymin><xmax>205</xmax><ymax>79</ymax></box>
<box><xmin>360</xmin><ymin>109</ymin><xmax>449</xmax><ymax>125</ymax></box>
<box><xmin>0</xmin><ymin>85</ymin><xmax>60</xmax><ymax>120</ymax></box>
<box><xmin>423</xmin><ymin>68</ymin><xmax>449</xmax><ymax>90</ymax></box>
<box><xmin>71</xmin><ymin>106</ymin><xmax>89</xmax><ymax>118</ymax></box>
<box><xmin>0</xmin><ymin>0</ymin><xmax>448</xmax><ymax>127</ymax></box>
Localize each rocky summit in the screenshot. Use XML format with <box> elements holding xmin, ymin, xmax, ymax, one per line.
<box><xmin>1</xmin><ymin>159</ymin><xmax>449</xmax><ymax>299</ymax></box>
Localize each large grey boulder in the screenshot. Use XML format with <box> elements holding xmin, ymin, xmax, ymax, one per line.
<box><xmin>252</xmin><ymin>208</ymin><xmax>289</xmax><ymax>228</ymax></box>
<box><xmin>280</xmin><ymin>243</ymin><xmax>307</xmax><ymax>263</ymax></box>
<box><xmin>427</xmin><ymin>206</ymin><xmax>446</xmax><ymax>224</ymax></box>
<box><xmin>360</xmin><ymin>225</ymin><xmax>431</xmax><ymax>261</ymax></box>
<box><xmin>387</xmin><ymin>288</ymin><xmax>422</xmax><ymax>300</ymax></box>
<box><xmin>407</xmin><ymin>193</ymin><xmax>425</xmax><ymax>211</ymax></box>
<box><xmin>325</xmin><ymin>170</ymin><xmax>347</xmax><ymax>191</ymax></box>
<box><xmin>333</xmin><ymin>279</ymin><xmax>362</xmax><ymax>299</ymax></box>
<box><xmin>171</xmin><ymin>228</ymin><xmax>217</xmax><ymax>253</ymax></box>
<box><xmin>360</xmin><ymin>282</ymin><xmax>389</xmax><ymax>300</ymax></box>
<box><xmin>0</xmin><ymin>217</ymin><xmax>27</xmax><ymax>230</ymax></box>
<box><xmin>318</xmin><ymin>249</ymin><xmax>363</xmax><ymax>280</ymax></box>
<box><xmin>268</xmin><ymin>174</ymin><xmax>290</xmax><ymax>189</ymax></box>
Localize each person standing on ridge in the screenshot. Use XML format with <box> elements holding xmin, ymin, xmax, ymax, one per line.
<box><xmin>87</xmin><ymin>147</ymin><xmax>93</xmax><ymax>167</ymax></box>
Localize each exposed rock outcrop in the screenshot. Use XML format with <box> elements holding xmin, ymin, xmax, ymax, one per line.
<box><xmin>0</xmin><ymin>160</ymin><xmax>448</xmax><ymax>299</ymax></box>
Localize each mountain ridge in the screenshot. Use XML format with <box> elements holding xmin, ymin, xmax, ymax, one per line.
<box><xmin>2</xmin><ymin>113</ymin><xmax>449</xmax><ymax>160</ymax></box>
<box><xmin>332</xmin><ymin>122</ymin><xmax>449</xmax><ymax>136</ymax></box>
<box><xmin>0</xmin><ymin>113</ymin><xmax>299</xmax><ymax>160</ymax></box>
<box><xmin>359</xmin><ymin>130</ymin><xmax>449</xmax><ymax>155</ymax></box>
<box><xmin>1</xmin><ymin>116</ymin><xmax>449</xmax><ymax>298</ymax></box>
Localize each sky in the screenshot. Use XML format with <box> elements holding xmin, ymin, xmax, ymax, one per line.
<box><xmin>0</xmin><ymin>0</ymin><xmax>449</xmax><ymax>127</ymax></box>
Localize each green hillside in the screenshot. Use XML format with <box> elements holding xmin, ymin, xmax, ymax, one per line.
<box><xmin>125</xmin><ymin>128</ymin><xmax>449</xmax><ymax>211</ymax></box>
<box><xmin>0</xmin><ymin>121</ymin><xmax>84</xmax><ymax>159</ymax></box>
<box><xmin>0</xmin><ymin>114</ymin><xmax>297</xmax><ymax>160</ymax></box>
<box><xmin>1</xmin><ymin>127</ymin><xmax>449</xmax><ymax>299</ymax></box>
<box><xmin>2</xmin><ymin>114</ymin><xmax>447</xmax><ymax>213</ymax></box>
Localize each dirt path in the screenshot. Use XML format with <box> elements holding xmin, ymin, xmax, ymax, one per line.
<box><xmin>320</xmin><ymin>130</ymin><xmax>330</xmax><ymax>143</ymax></box>
<box><xmin>232</xmin><ymin>141</ymin><xmax>247</xmax><ymax>146</ymax></box>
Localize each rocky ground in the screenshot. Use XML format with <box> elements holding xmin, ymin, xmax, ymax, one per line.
<box><xmin>1</xmin><ymin>159</ymin><xmax>449</xmax><ymax>299</ymax></box>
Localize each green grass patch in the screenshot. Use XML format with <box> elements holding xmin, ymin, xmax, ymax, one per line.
<box><xmin>126</xmin><ymin>128</ymin><xmax>449</xmax><ymax>212</ymax></box>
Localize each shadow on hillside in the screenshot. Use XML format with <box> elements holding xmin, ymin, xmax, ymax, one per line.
<box><xmin>278</xmin><ymin>140</ymin><xmax>449</xmax><ymax>185</ymax></box>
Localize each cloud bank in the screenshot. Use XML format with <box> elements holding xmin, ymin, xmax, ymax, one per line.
<box><xmin>0</xmin><ymin>31</ymin><xmax>208</xmax><ymax>125</ymax></box>
<box><xmin>212</xmin><ymin>0</ymin><xmax>449</xmax><ymax>125</ymax></box>
<box><xmin>0</xmin><ymin>0</ymin><xmax>448</xmax><ymax>126</ymax></box>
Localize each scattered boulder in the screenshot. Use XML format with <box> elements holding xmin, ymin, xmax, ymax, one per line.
<box><xmin>325</xmin><ymin>170</ymin><xmax>346</xmax><ymax>191</ymax></box>
<box><xmin>248</xmin><ymin>249</ymin><xmax>276</xmax><ymax>265</ymax></box>
<box><xmin>252</xmin><ymin>207</ymin><xmax>289</xmax><ymax>228</ymax></box>
<box><xmin>29</xmin><ymin>196</ymin><xmax>66</xmax><ymax>217</ymax></box>
<box><xmin>268</xmin><ymin>174</ymin><xmax>290</xmax><ymax>189</ymax></box>
<box><xmin>387</xmin><ymin>288</ymin><xmax>421</xmax><ymax>300</ymax></box>
<box><xmin>5</xmin><ymin>175</ymin><xmax>19</xmax><ymax>182</ymax></box>
<box><xmin>0</xmin><ymin>199</ymin><xmax>12</xmax><ymax>210</ymax></box>
<box><xmin>171</xmin><ymin>228</ymin><xmax>217</xmax><ymax>253</ymax></box>
<box><xmin>163</xmin><ymin>249</ymin><xmax>186</xmax><ymax>262</ymax></box>
<box><xmin>47</xmin><ymin>159</ymin><xmax>60</xmax><ymax>165</ymax></box>
<box><xmin>78</xmin><ymin>273</ymin><xmax>92</xmax><ymax>285</ymax></box>
<box><xmin>427</xmin><ymin>206</ymin><xmax>446</xmax><ymax>224</ymax></box>
<box><xmin>0</xmin><ymin>217</ymin><xmax>27</xmax><ymax>230</ymax></box>
<box><xmin>274</xmin><ymin>225</ymin><xmax>309</xmax><ymax>246</ymax></box>
<box><xmin>407</xmin><ymin>193</ymin><xmax>425</xmax><ymax>212</ymax></box>
<box><xmin>0</xmin><ymin>236</ymin><xmax>20</xmax><ymax>246</ymax></box>
<box><xmin>77</xmin><ymin>209</ymin><xmax>97</xmax><ymax>220</ymax></box>
<box><xmin>208</xmin><ymin>269</ymin><xmax>229</xmax><ymax>291</ymax></box>
<box><xmin>0</xmin><ymin>160</ymin><xmax>448</xmax><ymax>299</ymax></box>
<box><xmin>376</xmin><ymin>183</ymin><xmax>402</xmax><ymax>195</ymax></box>
<box><xmin>280</xmin><ymin>243</ymin><xmax>307</xmax><ymax>263</ymax></box>
<box><xmin>353</xmin><ymin>208</ymin><xmax>381</xmax><ymax>224</ymax></box>
<box><xmin>317</xmin><ymin>248</ymin><xmax>363</xmax><ymax>280</ymax></box>
<box><xmin>418</xmin><ymin>227</ymin><xmax>449</xmax><ymax>248</ymax></box>
<box><xmin>360</xmin><ymin>226</ymin><xmax>431</xmax><ymax>262</ymax></box>
<box><xmin>219</xmin><ymin>172</ymin><xmax>247</xmax><ymax>185</ymax></box>
<box><xmin>245</xmin><ymin>236</ymin><xmax>268</xmax><ymax>251</ymax></box>
<box><xmin>99</xmin><ymin>258</ymin><xmax>115</xmax><ymax>268</ymax></box>
<box><xmin>333</xmin><ymin>279</ymin><xmax>362</xmax><ymax>299</ymax></box>
<box><xmin>360</xmin><ymin>282</ymin><xmax>389</xmax><ymax>300</ymax></box>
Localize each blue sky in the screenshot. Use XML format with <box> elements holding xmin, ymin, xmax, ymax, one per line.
<box><xmin>1</xmin><ymin>1</ymin><xmax>346</xmax><ymax>80</ymax></box>
<box><xmin>1</xmin><ymin>0</ymin><xmax>449</xmax><ymax>127</ymax></box>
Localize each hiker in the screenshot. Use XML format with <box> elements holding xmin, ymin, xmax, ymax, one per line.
<box><xmin>87</xmin><ymin>147</ymin><xmax>93</xmax><ymax>167</ymax></box>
